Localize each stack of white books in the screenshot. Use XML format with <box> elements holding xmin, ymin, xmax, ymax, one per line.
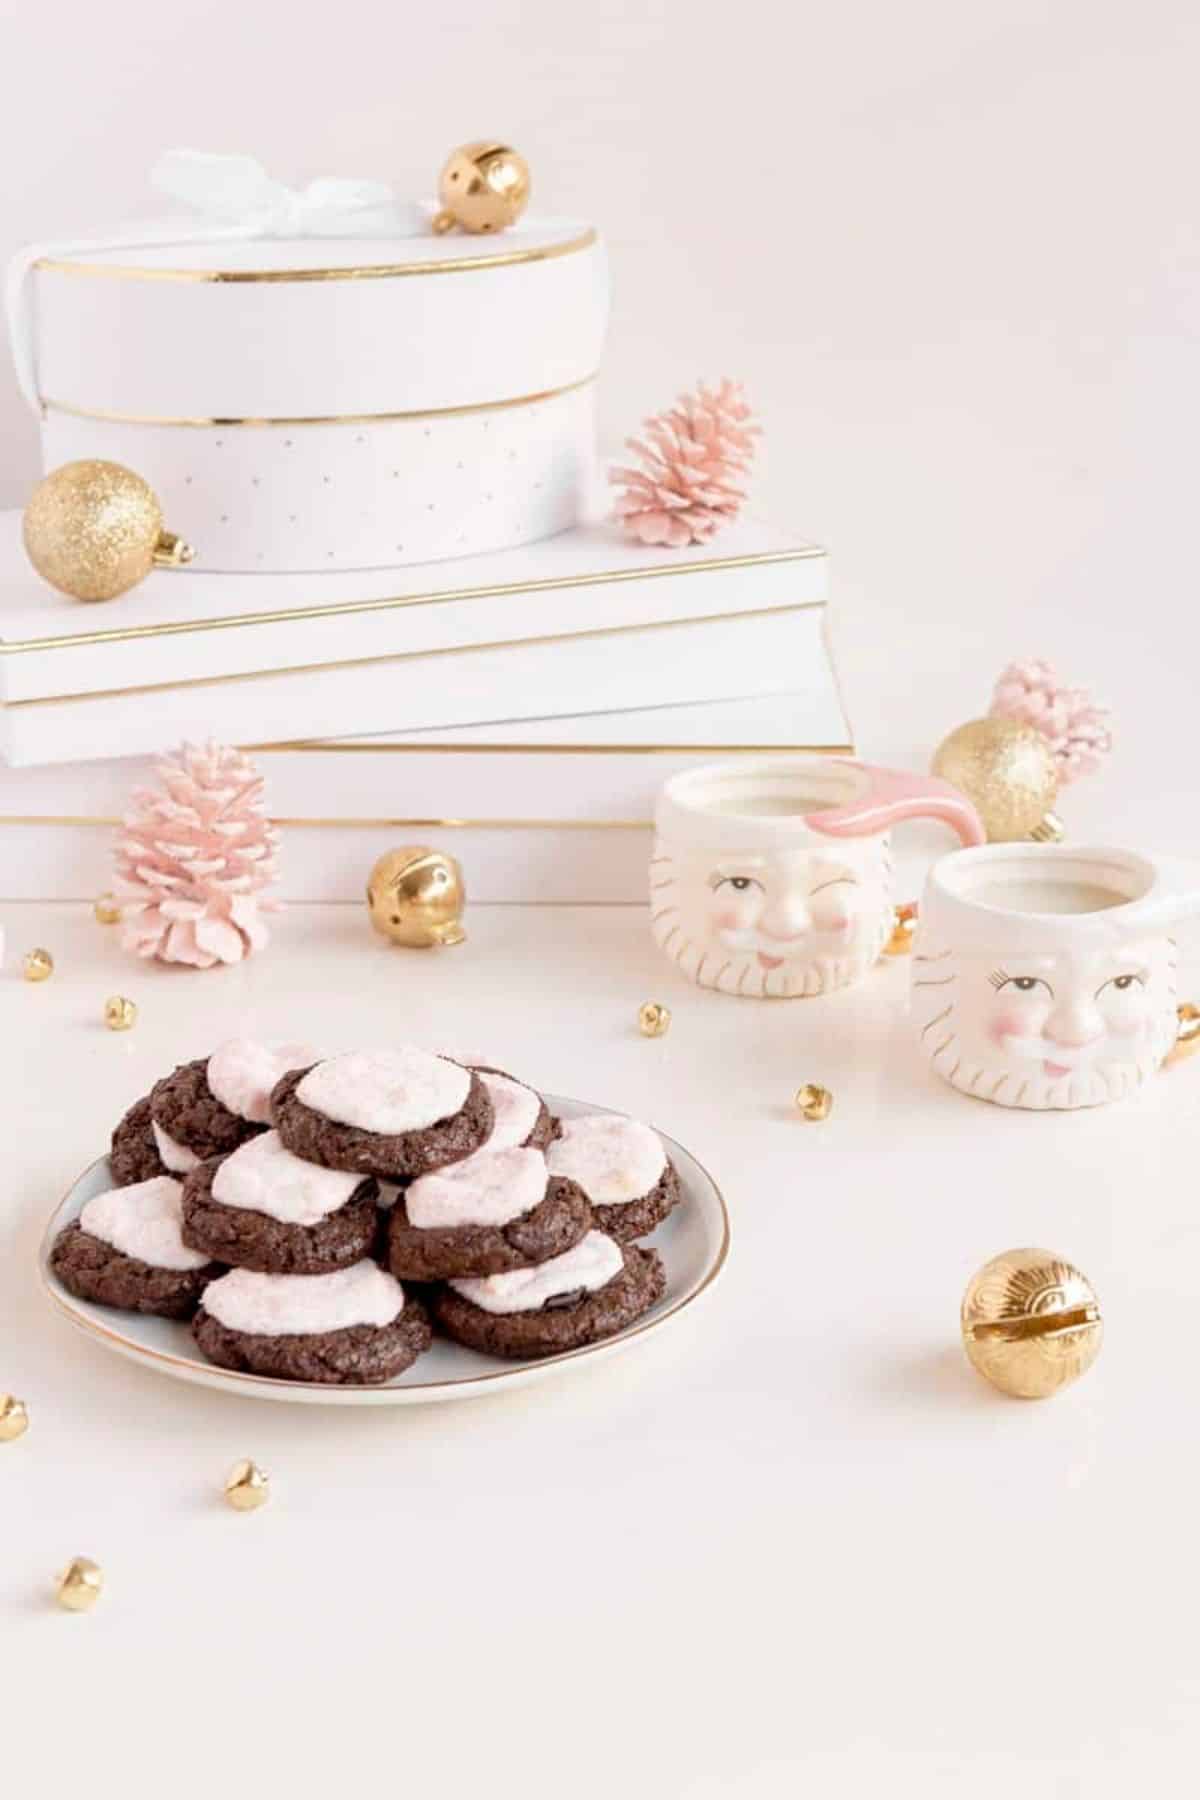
<box><xmin>0</xmin><ymin>157</ymin><xmax>850</xmax><ymax>900</ymax></box>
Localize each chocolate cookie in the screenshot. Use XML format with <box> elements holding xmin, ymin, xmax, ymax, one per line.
<box><xmin>433</xmin><ymin>1234</ymin><xmax>665</xmax><ymax>1360</ymax></box>
<box><xmin>193</xmin><ymin>1261</ymin><xmax>431</xmax><ymax>1385</ymax></box>
<box><xmin>50</xmin><ymin>1175</ymin><xmax>222</xmax><ymax>1319</ymax></box>
<box><xmin>194</xmin><ymin>1305</ymin><xmax>432</xmax><ymax>1384</ymax></box>
<box><xmin>149</xmin><ymin>1038</ymin><xmax>319</xmax><ymax>1164</ymax></box>
<box><xmin>590</xmin><ymin>1163</ymin><xmax>682</xmax><ymax>1242</ymax></box>
<box><xmin>181</xmin><ymin>1150</ymin><xmax>379</xmax><ymax>1276</ymax></box>
<box><xmin>472</xmin><ymin>1066</ymin><xmax>560</xmax><ymax>1152</ymax></box>
<box><xmin>546</xmin><ymin>1114</ymin><xmax>681</xmax><ymax>1242</ymax></box>
<box><xmin>109</xmin><ymin>1095</ymin><xmax>167</xmax><ymax>1187</ymax></box>
<box><xmin>150</xmin><ymin>1058</ymin><xmax>265</xmax><ymax>1163</ymax></box>
<box><xmin>387</xmin><ymin>1164</ymin><xmax>592</xmax><ymax>1280</ymax></box>
<box><xmin>271</xmin><ymin>1051</ymin><xmax>494</xmax><ymax>1181</ymax></box>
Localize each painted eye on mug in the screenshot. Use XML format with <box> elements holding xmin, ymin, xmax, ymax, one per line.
<box><xmin>713</xmin><ymin>875</ymin><xmax>763</xmax><ymax>894</ymax></box>
<box><xmin>989</xmin><ymin>971</ymin><xmax>1053</xmax><ymax>996</ymax></box>
<box><xmin>1098</xmin><ymin>971</ymin><xmax>1146</xmax><ymax>996</ymax></box>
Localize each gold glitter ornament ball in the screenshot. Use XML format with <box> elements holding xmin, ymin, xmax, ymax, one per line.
<box><xmin>94</xmin><ymin>895</ymin><xmax>123</xmax><ymax>926</ymax></box>
<box><xmin>961</xmin><ymin>1248</ymin><xmax>1102</xmax><ymax>1399</ymax></box>
<box><xmin>0</xmin><ymin>1394</ymin><xmax>29</xmax><ymax>1441</ymax></box>
<box><xmin>432</xmin><ymin>141</ymin><xmax>531</xmax><ymax>235</ymax></box>
<box><xmin>367</xmin><ymin>847</ymin><xmax>466</xmax><ymax>947</ymax></box>
<box><xmin>55</xmin><ymin>1557</ymin><xmax>104</xmax><ymax>1612</ymax></box>
<box><xmin>23</xmin><ymin>460</ymin><xmax>194</xmax><ymax>602</ymax></box>
<box><xmin>932</xmin><ymin>717</ymin><xmax>1061</xmax><ymax>843</ymax></box>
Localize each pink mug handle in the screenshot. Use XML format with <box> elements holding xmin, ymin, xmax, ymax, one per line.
<box><xmin>804</xmin><ymin>760</ymin><xmax>986</xmax><ymax>847</ymax></box>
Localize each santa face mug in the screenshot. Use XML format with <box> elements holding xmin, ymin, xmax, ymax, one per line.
<box><xmin>912</xmin><ymin>843</ymin><xmax>1200</xmax><ymax>1110</ymax></box>
<box><xmin>650</xmin><ymin>757</ymin><xmax>985</xmax><ymax>999</ymax></box>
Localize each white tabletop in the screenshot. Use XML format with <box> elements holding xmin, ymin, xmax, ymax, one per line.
<box><xmin>3</xmin><ymin>895</ymin><xmax>1198</xmax><ymax>1795</ymax></box>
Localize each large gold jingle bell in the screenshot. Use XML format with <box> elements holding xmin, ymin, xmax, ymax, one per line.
<box><xmin>367</xmin><ymin>847</ymin><xmax>467</xmax><ymax>948</ymax></box>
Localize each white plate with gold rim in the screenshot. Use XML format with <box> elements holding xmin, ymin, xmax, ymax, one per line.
<box><xmin>38</xmin><ymin>1097</ymin><xmax>729</xmax><ymax>1407</ymax></box>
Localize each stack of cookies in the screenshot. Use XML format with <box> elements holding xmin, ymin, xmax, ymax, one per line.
<box><xmin>50</xmin><ymin>1040</ymin><xmax>681</xmax><ymax>1386</ymax></box>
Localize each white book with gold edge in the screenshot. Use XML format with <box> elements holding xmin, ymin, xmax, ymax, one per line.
<box><xmin>0</xmin><ymin>693</ymin><xmax>853</xmax><ymax>902</ymax></box>
<box><xmin>0</xmin><ymin>517</ymin><xmax>837</xmax><ymax>765</ymax></box>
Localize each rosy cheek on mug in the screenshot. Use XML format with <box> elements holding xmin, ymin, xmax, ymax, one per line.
<box><xmin>988</xmin><ymin>1008</ymin><xmax>1030</xmax><ymax>1047</ymax></box>
<box><xmin>713</xmin><ymin>903</ymin><xmax>752</xmax><ymax>932</ymax></box>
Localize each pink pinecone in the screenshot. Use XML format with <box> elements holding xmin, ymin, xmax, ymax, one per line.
<box><xmin>609</xmin><ymin>379</ymin><xmax>760</xmax><ymax>547</ymax></box>
<box><xmin>989</xmin><ymin>659</ymin><xmax>1113</xmax><ymax>785</ymax></box>
<box><xmin>114</xmin><ymin>741</ymin><xmax>282</xmax><ymax>968</ymax></box>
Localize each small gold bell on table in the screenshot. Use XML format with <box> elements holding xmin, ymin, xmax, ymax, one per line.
<box><xmin>367</xmin><ymin>847</ymin><xmax>466</xmax><ymax>947</ymax></box>
<box><xmin>961</xmin><ymin>1248</ymin><xmax>1102</xmax><ymax>1399</ymax></box>
<box><xmin>224</xmin><ymin>1458</ymin><xmax>270</xmax><ymax>1511</ymax></box>
<box><xmin>104</xmin><ymin>996</ymin><xmax>138</xmax><ymax>1032</ymax></box>
<box><xmin>0</xmin><ymin>1394</ymin><xmax>29</xmax><ymax>1442</ymax></box>
<box><xmin>22</xmin><ymin>947</ymin><xmax>54</xmax><ymax>982</ymax></box>
<box><xmin>431</xmin><ymin>141</ymin><xmax>531</xmax><ymax>235</ymax></box>
<box><xmin>23</xmin><ymin>460</ymin><xmax>194</xmax><ymax>602</ymax></box>
<box><xmin>932</xmin><ymin>717</ymin><xmax>1063</xmax><ymax>843</ymax></box>
<box><xmin>794</xmin><ymin>1083</ymin><xmax>833</xmax><ymax>1122</ymax></box>
<box><xmin>55</xmin><ymin>1557</ymin><xmax>104</xmax><ymax>1612</ymax></box>
<box><xmin>637</xmin><ymin>1001</ymin><xmax>671</xmax><ymax>1038</ymax></box>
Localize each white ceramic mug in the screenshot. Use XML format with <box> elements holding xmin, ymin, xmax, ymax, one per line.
<box><xmin>912</xmin><ymin>842</ymin><xmax>1200</xmax><ymax>1109</ymax></box>
<box><xmin>651</xmin><ymin>756</ymin><xmax>984</xmax><ymax>998</ymax></box>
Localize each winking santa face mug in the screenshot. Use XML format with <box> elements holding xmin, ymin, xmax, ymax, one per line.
<box><xmin>650</xmin><ymin>757</ymin><xmax>985</xmax><ymax>999</ymax></box>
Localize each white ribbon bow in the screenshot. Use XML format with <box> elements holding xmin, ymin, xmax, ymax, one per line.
<box><xmin>150</xmin><ymin>149</ymin><xmax>405</xmax><ymax>238</ymax></box>
<box><xmin>7</xmin><ymin>151</ymin><xmax>423</xmax><ymax>411</ymax></box>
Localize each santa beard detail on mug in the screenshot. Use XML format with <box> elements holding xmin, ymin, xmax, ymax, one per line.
<box><xmin>913</xmin><ymin>936</ymin><xmax>1179</xmax><ymax>1109</ymax></box>
<box><xmin>650</xmin><ymin>842</ymin><xmax>895</xmax><ymax>998</ymax></box>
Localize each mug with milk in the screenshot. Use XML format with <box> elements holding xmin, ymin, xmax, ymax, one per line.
<box><xmin>650</xmin><ymin>756</ymin><xmax>985</xmax><ymax>998</ymax></box>
<box><xmin>912</xmin><ymin>843</ymin><xmax>1200</xmax><ymax>1110</ymax></box>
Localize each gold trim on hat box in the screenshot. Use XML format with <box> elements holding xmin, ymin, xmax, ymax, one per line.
<box><xmin>39</xmin><ymin>372</ymin><xmax>596</xmax><ymax>431</ymax></box>
<box><xmin>33</xmin><ymin>227</ymin><xmax>599</xmax><ymax>285</ymax></box>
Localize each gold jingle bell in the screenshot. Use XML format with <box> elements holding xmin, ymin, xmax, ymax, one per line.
<box><xmin>961</xmin><ymin>1248</ymin><xmax>1102</xmax><ymax>1399</ymax></box>
<box><xmin>932</xmin><ymin>716</ymin><xmax>1063</xmax><ymax>844</ymax></box>
<box><xmin>367</xmin><ymin>846</ymin><xmax>466</xmax><ymax>948</ymax></box>
<box><xmin>55</xmin><ymin>1557</ymin><xmax>104</xmax><ymax>1612</ymax></box>
<box><xmin>224</xmin><ymin>1458</ymin><xmax>270</xmax><ymax>1511</ymax></box>
<box><xmin>432</xmin><ymin>141</ymin><xmax>531</xmax><ymax>235</ymax></box>
<box><xmin>23</xmin><ymin>460</ymin><xmax>194</xmax><ymax>602</ymax></box>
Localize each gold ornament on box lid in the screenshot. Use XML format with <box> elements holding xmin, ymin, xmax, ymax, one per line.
<box><xmin>23</xmin><ymin>460</ymin><xmax>194</xmax><ymax>602</ymax></box>
<box><xmin>961</xmin><ymin>1247</ymin><xmax>1102</xmax><ymax>1399</ymax></box>
<box><xmin>432</xmin><ymin>141</ymin><xmax>531</xmax><ymax>235</ymax></box>
<box><xmin>367</xmin><ymin>847</ymin><xmax>466</xmax><ymax>947</ymax></box>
